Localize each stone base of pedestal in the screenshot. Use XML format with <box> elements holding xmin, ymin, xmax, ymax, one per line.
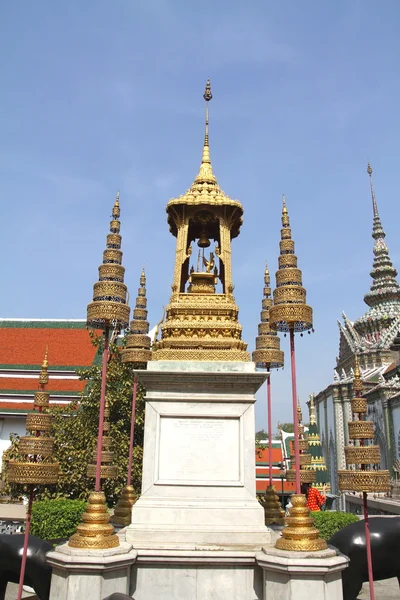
<box><xmin>131</xmin><ymin>548</ymin><xmax>263</xmax><ymax>600</ymax></box>
<box><xmin>46</xmin><ymin>541</ymin><xmax>137</xmax><ymax>600</ymax></box>
<box><xmin>256</xmin><ymin>546</ymin><xmax>349</xmax><ymax>600</ymax></box>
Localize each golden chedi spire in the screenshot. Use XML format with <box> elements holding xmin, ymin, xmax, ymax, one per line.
<box><xmin>269</xmin><ymin>196</ymin><xmax>313</xmax><ymax>333</ymax></box>
<box><xmin>152</xmin><ymin>80</ymin><xmax>249</xmax><ymax>361</ymax></box>
<box><xmin>122</xmin><ymin>268</ymin><xmax>152</xmax><ymax>365</ymax></box>
<box><xmin>252</xmin><ymin>264</ymin><xmax>284</xmax><ymax>368</ymax></box>
<box><xmin>338</xmin><ymin>354</ymin><xmax>390</xmax><ymax>494</ymax></box>
<box><xmin>8</xmin><ymin>349</ymin><xmax>59</xmax><ymax>486</ymax></box>
<box><xmin>87</xmin><ymin>192</ymin><xmax>130</xmax><ymax>331</ymax></box>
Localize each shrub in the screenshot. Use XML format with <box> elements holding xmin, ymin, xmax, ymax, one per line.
<box><xmin>310</xmin><ymin>511</ymin><xmax>359</xmax><ymax>541</ymax></box>
<box><xmin>31</xmin><ymin>499</ymin><xmax>87</xmax><ymax>540</ymax></box>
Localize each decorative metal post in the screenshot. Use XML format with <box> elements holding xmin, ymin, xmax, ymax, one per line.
<box><xmin>8</xmin><ymin>350</ymin><xmax>59</xmax><ymax>600</ymax></box>
<box><xmin>338</xmin><ymin>355</ymin><xmax>390</xmax><ymax>600</ymax></box>
<box><xmin>270</xmin><ymin>196</ymin><xmax>326</xmax><ymax>551</ymax></box>
<box><xmin>69</xmin><ymin>192</ymin><xmax>130</xmax><ymax>549</ymax></box>
<box><xmin>253</xmin><ymin>264</ymin><xmax>284</xmax><ymax>524</ymax></box>
<box><xmin>112</xmin><ymin>268</ymin><xmax>152</xmax><ymax>527</ymax></box>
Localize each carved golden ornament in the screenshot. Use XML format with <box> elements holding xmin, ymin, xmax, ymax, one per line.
<box><xmin>110</xmin><ymin>485</ymin><xmax>137</xmax><ymax>527</ymax></box>
<box><xmin>348</xmin><ymin>421</ymin><xmax>374</xmax><ymax>439</ymax></box>
<box><xmin>286</xmin><ymin>468</ymin><xmax>316</xmax><ymax>483</ymax></box>
<box><xmin>292</xmin><ymin>439</ymin><xmax>309</xmax><ymax>452</ymax></box>
<box><xmin>33</xmin><ymin>391</ymin><xmax>50</xmax><ymax>408</ymax></box>
<box><xmin>7</xmin><ymin>461</ymin><xmax>59</xmax><ymax>485</ymax></box>
<box><xmin>281</xmin><ymin>227</ymin><xmax>292</xmax><ymax>240</ymax></box>
<box><xmin>19</xmin><ymin>437</ymin><xmax>54</xmax><ymax>456</ymax></box>
<box><xmin>98</xmin><ymin>264</ymin><xmax>125</xmax><ymax>281</ymax></box>
<box><xmin>68</xmin><ymin>491</ymin><xmax>119</xmax><ymax>549</ymax></box>
<box><xmin>278</xmin><ymin>254</ymin><xmax>298</xmax><ymax>268</ymax></box>
<box><xmin>344</xmin><ymin>445</ymin><xmax>381</xmax><ymax>465</ymax></box>
<box><xmin>128</xmin><ymin>319</ymin><xmax>150</xmax><ymax>334</ymax></box>
<box><xmin>102</xmin><ymin>249</ymin><xmax>122</xmax><ymax>263</ymax></box>
<box><xmin>135</xmin><ymin>297</ymin><xmax>147</xmax><ymax>308</ymax></box>
<box><xmin>276</xmin><ymin>268</ymin><xmax>303</xmax><ymax>286</ymax></box>
<box><xmin>26</xmin><ymin>413</ymin><xmax>53</xmax><ymax>432</ymax></box>
<box><xmin>275</xmin><ymin>494</ymin><xmax>327</xmax><ymax>552</ymax></box>
<box><xmin>122</xmin><ymin>348</ymin><xmax>152</xmax><ymax>364</ymax></box>
<box><xmin>103</xmin><ymin>421</ymin><xmax>110</xmax><ymax>432</ymax></box>
<box><xmin>91</xmin><ymin>450</ymin><xmax>114</xmax><ymax>463</ymax></box>
<box><xmin>152</xmin><ymin>348</ymin><xmax>250</xmax><ymax>361</ymax></box>
<box><xmin>252</xmin><ymin>349</ymin><xmax>284</xmax><ymax>368</ymax></box>
<box><xmin>338</xmin><ymin>470</ymin><xmax>390</xmax><ymax>493</ymax></box>
<box><xmin>351</xmin><ymin>397</ymin><xmax>368</xmax><ymax>414</ymax></box>
<box><xmin>262</xmin><ymin>297</ymin><xmax>272</xmax><ymax>310</ymax></box>
<box><xmin>290</xmin><ymin>453</ymin><xmax>312</xmax><ymax>466</ymax></box>
<box><xmin>106</xmin><ymin>233</ymin><xmax>121</xmax><ymax>247</ymax></box>
<box><xmin>279</xmin><ymin>239</ymin><xmax>295</xmax><ymax>253</ymax></box>
<box><xmin>156</xmin><ymin>336</ymin><xmax>247</xmax><ymax>350</ymax></box>
<box><xmin>269</xmin><ymin>303</ymin><xmax>313</xmax><ymax>332</ymax></box>
<box><xmin>87</xmin><ymin>301</ymin><xmax>130</xmax><ymax>329</ymax></box>
<box><xmin>93</xmin><ymin>281</ymin><xmax>127</xmax><ymax>301</ymax></box>
<box><xmin>109</xmin><ymin>219</ymin><xmax>120</xmax><ymax>232</ymax></box>
<box><xmin>86</xmin><ymin>464</ymin><xmax>118</xmax><ymax>479</ymax></box>
<box><xmin>260</xmin><ymin>310</ymin><xmax>271</xmax><ymax>322</ymax></box>
<box><xmin>133</xmin><ymin>308</ymin><xmax>147</xmax><ymax>319</ymax></box>
<box><xmin>101</xmin><ymin>437</ymin><xmax>112</xmax><ymax>449</ymax></box>
<box><xmin>259</xmin><ymin>485</ymin><xmax>285</xmax><ymax>526</ymax></box>
<box><xmin>274</xmin><ymin>286</ymin><xmax>306</xmax><ymax>304</ymax></box>
<box><xmin>125</xmin><ymin>334</ymin><xmax>151</xmax><ymax>349</ymax></box>
<box><xmin>258</xmin><ymin>323</ymin><xmax>273</xmax><ymax>335</ymax></box>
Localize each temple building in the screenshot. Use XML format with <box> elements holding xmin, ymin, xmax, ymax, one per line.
<box><xmin>315</xmin><ymin>165</ymin><xmax>400</xmax><ymax>495</ymax></box>
<box><xmin>0</xmin><ymin>319</ymin><xmax>98</xmax><ymax>466</ymax></box>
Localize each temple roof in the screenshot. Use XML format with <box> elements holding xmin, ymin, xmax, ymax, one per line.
<box><xmin>0</xmin><ymin>319</ymin><xmax>99</xmax><ymax>415</ymax></box>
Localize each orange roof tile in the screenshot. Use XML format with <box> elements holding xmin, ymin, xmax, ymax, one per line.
<box><xmin>0</xmin><ymin>325</ymin><xmax>98</xmax><ymax>367</ymax></box>
<box><xmin>0</xmin><ymin>378</ymin><xmax>84</xmax><ymax>392</ymax></box>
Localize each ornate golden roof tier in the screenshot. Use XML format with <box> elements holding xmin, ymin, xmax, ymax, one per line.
<box><xmin>269</xmin><ymin>196</ymin><xmax>313</xmax><ymax>333</ymax></box>
<box><xmin>152</xmin><ymin>81</ymin><xmax>249</xmax><ymax>362</ymax></box>
<box><xmin>252</xmin><ymin>265</ymin><xmax>284</xmax><ymax>369</ymax></box>
<box><xmin>87</xmin><ymin>192</ymin><xmax>130</xmax><ymax>331</ymax></box>
<box><xmin>122</xmin><ymin>269</ymin><xmax>152</xmax><ymax>365</ymax></box>
<box><xmin>338</xmin><ymin>470</ymin><xmax>390</xmax><ymax>493</ymax></box>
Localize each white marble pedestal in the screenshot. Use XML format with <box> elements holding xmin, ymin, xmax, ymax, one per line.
<box><xmin>256</xmin><ymin>546</ymin><xmax>349</xmax><ymax>600</ymax></box>
<box><xmin>46</xmin><ymin>541</ymin><xmax>137</xmax><ymax>600</ymax></box>
<box><xmin>127</xmin><ymin>361</ymin><xmax>270</xmax><ymax>550</ymax></box>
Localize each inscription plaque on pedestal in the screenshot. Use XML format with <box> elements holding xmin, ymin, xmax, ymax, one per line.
<box><xmin>157</xmin><ymin>416</ymin><xmax>240</xmax><ymax>484</ymax></box>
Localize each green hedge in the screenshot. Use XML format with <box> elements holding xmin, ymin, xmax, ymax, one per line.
<box><xmin>310</xmin><ymin>511</ymin><xmax>359</xmax><ymax>541</ymax></box>
<box><xmin>31</xmin><ymin>499</ymin><xmax>87</xmax><ymax>540</ymax></box>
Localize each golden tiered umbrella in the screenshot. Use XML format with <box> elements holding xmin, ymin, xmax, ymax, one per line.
<box><xmin>269</xmin><ymin>197</ymin><xmax>325</xmax><ymax>551</ymax></box>
<box><xmin>252</xmin><ymin>264</ymin><xmax>284</xmax><ymax>525</ymax></box>
<box><xmin>69</xmin><ymin>192</ymin><xmax>130</xmax><ymax>550</ymax></box>
<box><xmin>111</xmin><ymin>269</ymin><xmax>152</xmax><ymax>527</ymax></box>
<box><xmin>8</xmin><ymin>349</ymin><xmax>59</xmax><ymax>600</ymax></box>
<box><xmin>338</xmin><ymin>354</ymin><xmax>390</xmax><ymax>599</ymax></box>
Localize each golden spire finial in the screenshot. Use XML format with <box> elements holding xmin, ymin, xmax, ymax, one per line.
<box><xmin>282</xmin><ymin>194</ymin><xmax>287</xmax><ymax>213</ymax></box>
<box><xmin>112</xmin><ymin>190</ymin><xmax>120</xmax><ymax>219</ymax></box>
<box><xmin>309</xmin><ymin>394</ymin><xmax>316</xmax><ymax>425</ymax></box>
<box><xmin>39</xmin><ymin>346</ymin><xmax>49</xmax><ymax>386</ymax></box>
<box><xmin>297</xmin><ymin>398</ymin><xmax>302</xmax><ymax>422</ymax></box>
<box><xmin>353</xmin><ymin>353</ymin><xmax>363</xmax><ymax>392</ymax></box>
<box><xmin>195</xmin><ymin>79</ymin><xmax>216</xmax><ymax>182</ymax></box>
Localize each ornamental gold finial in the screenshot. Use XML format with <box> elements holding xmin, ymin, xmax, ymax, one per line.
<box><xmin>269</xmin><ymin>196</ymin><xmax>313</xmax><ymax>333</ymax></box>
<box><xmin>252</xmin><ymin>262</ymin><xmax>284</xmax><ymax>369</ymax></box>
<box><xmin>39</xmin><ymin>346</ymin><xmax>49</xmax><ymax>386</ymax></box>
<box><xmin>87</xmin><ymin>192</ymin><xmax>130</xmax><ymax>330</ymax></box>
<box><xmin>122</xmin><ymin>268</ymin><xmax>151</xmax><ymax>365</ymax></box>
<box><xmin>200</xmin><ymin>79</ymin><xmax>212</xmax><ymax>167</ymax></box>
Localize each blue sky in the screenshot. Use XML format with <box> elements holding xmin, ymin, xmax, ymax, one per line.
<box><xmin>1</xmin><ymin>1</ymin><xmax>399</xmax><ymax>429</ymax></box>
